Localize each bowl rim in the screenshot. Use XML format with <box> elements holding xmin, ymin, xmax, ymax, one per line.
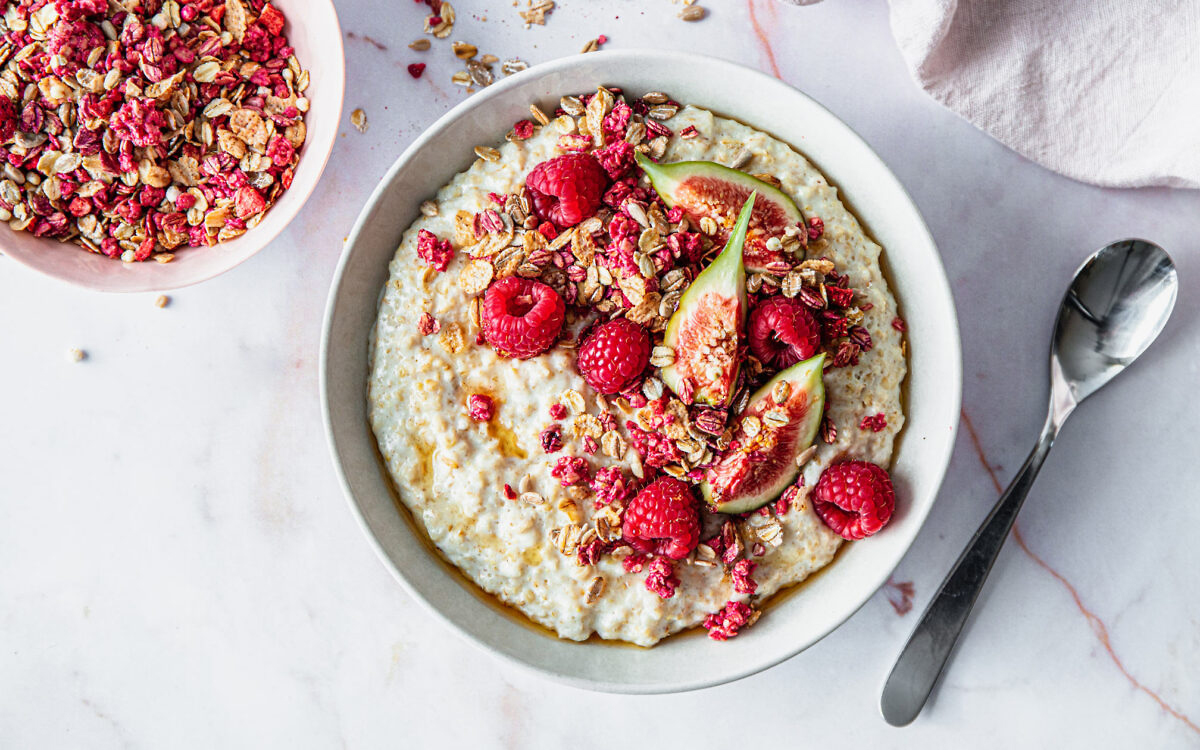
<box><xmin>0</xmin><ymin>0</ymin><xmax>346</xmax><ymax>294</ymax></box>
<box><xmin>321</xmin><ymin>49</ymin><xmax>962</xmax><ymax>693</ymax></box>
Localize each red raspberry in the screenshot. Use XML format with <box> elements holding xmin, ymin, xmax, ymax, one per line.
<box><xmin>812</xmin><ymin>460</ymin><xmax>896</xmax><ymax>540</ymax></box>
<box><xmin>749</xmin><ymin>296</ymin><xmax>821</xmax><ymax>369</ymax></box>
<box><xmin>482</xmin><ymin>277</ymin><xmax>565</xmax><ymax>359</ymax></box>
<box><xmin>525</xmin><ymin>153</ymin><xmax>609</xmax><ymax>229</ymax></box>
<box><xmin>621</xmin><ymin>477</ymin><xmax>700</xmax><ymax>560</ymax></box>
<box><xmin>576</xmin><ymin>318</ymin><xmax>650</xmax><ymax>394</ymax></box>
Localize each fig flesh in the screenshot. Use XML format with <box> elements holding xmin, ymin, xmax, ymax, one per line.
<box><xmin>659</xmin><ymin>194</ymin><xmax>753</xmax><ymax>408</ymax></box>
<box><xmin>701</xmin><ymin>353</ymin><xmax>826</xmax><ymax>513</ymax></box>
<box><xmin>636</xmin><ymin>154</ymin><xmax>804</xmax><ymax>272</ymax></box>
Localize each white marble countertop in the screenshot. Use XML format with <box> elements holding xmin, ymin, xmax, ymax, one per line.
<box><xmin>2</xmin><ymin>1</ymin><xmax>1198</xmax><ymax>746</ymax></box>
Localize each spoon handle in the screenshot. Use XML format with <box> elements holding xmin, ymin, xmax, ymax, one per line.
<box><xmin>880</xmin><ymin>419</ymin><xmax>1057</xmax><ymax>726</ymax></box>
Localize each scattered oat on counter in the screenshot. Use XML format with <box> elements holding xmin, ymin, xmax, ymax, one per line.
<box><xmin>351</xmin><ymin>109</ymin><xmax>369</xmax><ymax>133</ymax></box>
<box><xmin>679</xmin><ymin>5</ymin><xmax>707</xmax><ymax>21</ymax></box>
<box><xmin>519</xmin><ymin>0</ymin><xmax>555</xmax><ymax>27</ymax></box>
<box><xmin>155</xmin><ymin>295</ymin><xmax>171</xmax><ymax>308</ymax></box>
<box><xmin>67</xmin><ymin>348</ymin><xmax>86</xmax><ymax>363</ymax></box>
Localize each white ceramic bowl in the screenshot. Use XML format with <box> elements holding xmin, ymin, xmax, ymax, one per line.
<box><xmin>322</xmin><ymin>50</ymin><xmax>961</xmax><ymax>693</ymax></box>
<box><xmin>1</xmin><ymin>0</ymin><xmax>344</xmax><ymax>293</ymax></box>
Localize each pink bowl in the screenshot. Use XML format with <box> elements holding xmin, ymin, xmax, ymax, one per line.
<box><xmin>0</xmin><ymin>0</ymin><xmax>345</xmax><ymax>293</ymax></box>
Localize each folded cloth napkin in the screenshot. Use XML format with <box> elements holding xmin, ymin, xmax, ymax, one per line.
<box><xmin>885</xmin><ymin>0</ymin><xmax>1200</xmax><ymax>188</ymax></box>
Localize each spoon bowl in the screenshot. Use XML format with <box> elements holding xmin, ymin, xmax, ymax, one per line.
<box><xmin>1053</xmin><ymin>239</ymin><xmax>1178</xmax><ymax>410</ymax></box>
<box><xmin>881</xmin><ymin>239</ymin><xmax>1178</xmax><ymax>726</ymax></box>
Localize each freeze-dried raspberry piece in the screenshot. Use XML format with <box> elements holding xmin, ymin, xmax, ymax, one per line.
<box><xmin>110</xmin><ymin>98</ymin><xmax>165</xmax><ymax>147</ymax></box>
<box><xmin>593</xmin><ymin>140</ymin><xmax>635</xmax><ymax>179</ymax></box>
<box><xmin>703</xmin><ymin>601</ymin><xmax>758</xmax><ymax>641</ymax></box>
<box><xmin>859</xmin><ymin>413</ymin><xmax>887</xmax><ymax>432</ymax></box>
<box><xmin>234</xmin><ymin>187</ymin><xmax>266</xmax><ymax>219</ymax></box>
<box><xmin>258</xmin><ymin>3</ymin><xmax>287</xmax><ymax>35</ymax></box>
<box><xmin>731</xmin><ymin>559</ymin><xmax>757</xmax><ymax>595</ymax></box>
<box><xmin>550</xmin><ymin>455</ymin><xmax>589</xmax><ymax>487</ymax></box>
<box><xmin>590</xmin><ymin>466</ymin><xmax>631</xmax><ymax>508</ymax></box>
<box><xmin>416</xmin><ymin>229</ymin><xmax>454</xmax><ymax>272</ymax></box>
<box><xmin>644</xmin><ymin>556</ymin><xmax>678</xmax><ymax>599</ymax></box>
<box><xmin>467</xmin><ymin>394</ymin><xmax>494</xmax><ymax>422</ymax></box>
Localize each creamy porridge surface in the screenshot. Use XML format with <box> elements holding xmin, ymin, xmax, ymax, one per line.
<box><xmin>368</xmin><ymin>103</ymin><xmax>906</xmax><ymax>646</ymax></box>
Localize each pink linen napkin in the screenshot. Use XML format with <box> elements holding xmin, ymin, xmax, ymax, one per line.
<box><xmin>784</xmin><ymin>0</ymin><xmax>1200</xmax><ymax>188</ymax></box>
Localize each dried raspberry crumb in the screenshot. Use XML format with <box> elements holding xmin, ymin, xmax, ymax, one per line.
<box><xmin>666</xmin><ymin>206</ymin><xmax>683</xmax><ymax>223</ymax></box>
<box><xmin>539</xmin><ymin>424</ymin><xmax>563</xmax><ymax>454</ymax></box>
<box><xmin>590</xmin><ymin>466</ymin><xmax>631</xmax><ymax>508</ymax></box>
<box><xmin>751</xmin><ymin>542</ymin><xmax>766</xmax><ymax>557</ymax></box>
<box><xmin>622</xmin><ymin>552</ymin><xmax>648</xmax><ymax>574</ymax></box>
<box><xmin>576</xmin><ymin>538</ymin><xmax>605</xmax><ymax>566</ymax></box>
<box><xmin>258</xmin><ymin>3</ymin><xmax>286</xmax><ymax>35</ymax></box>
<box><xmin>417</xmin><ymin>229</ymin><xmax>454</xmax><ymax>272</ymax></box>
<box><xmin>502</xmin><ymin>483</ymin><xmax>517</xmax><ymax>500</ymax></box>
<box><xmin>731</xmin><ymin>559</ymin><xmax>758</xmax><ymax>595</ymax></box>
<box><xmin>644</xmin><ymin>557</ymin><xmax>678</xmax><ymax>599</ymax></box>
<box><xmin>807</xmin><ymin>216</ymin><xmax>825</xmax><ymax>241</ymax></box>
<box><xmin>550</xmin><ymin>455</ymin><xmax>590</xmax><ymax>486</ymax></box>
<box><xmin>467</xmin><ymin>394</ymin><xmax>494</xmax><ymax>422</ymax></box>
<box><xmin>860</xmin><ymin>413</ymin><xmax>887</xmax><ymax>432</ymax></box>
<box><xmin>417</xmin><ymin>312</ymin><xmax>440</xmax><ymax>335</ymax></box>
<box><xmin>549</xmin><ymin>402</ymin><xmax>567</xmax><ymax>420</ymax></box>
<box><xmin>703</xmin><ymin>601</ymin><xmax>758</xmax><ymax>641</ymax></box>
<box><xmin>582</xmin><ymin>435</ymin><xmax>598</xmax><ymax>455</ymax></box>
<box><xmin>624</xmin><ymin>420</ymin><xmax>683</xmax><ymax>468</ymax></box>
<box><xmin>598</xmin><ymin>34</ymin><xmax>608</xmax><ymax>43</ymax></box>
<box><xmin>826</xmin><ymin>284</ymin><xmax>855</xmax><ymax>309</ymax></box>
<box><xmin>512</xmin><ymin>119</ymin><xmax>535</xmax><ymax>139</ymax></box>
<box><xmin>487</xmin><ymin>192</ymin><xmax>506</xmax><ymax>205</ymax></box>
<box><xmin>407</xmin><ymin>63</ymin><xmax>426</xmax><ymax>79</ymax></box>
<box><xmin>892</xmin><ymin>316</ymin><xmax>907</xmax><ymax>332</ymax></box>
<box><xmin>537</xmin><ymin>221</ymin><xmax>558</xmax><ymax>240</ymax></box>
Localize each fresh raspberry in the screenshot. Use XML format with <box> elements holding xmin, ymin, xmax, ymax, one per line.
<box><xmin>749</xmin><ymin>296</ymin><xmax>821</xmax><ymax>369</ymax></box>
<box><xmin>812</xmin><ymin>460</ymin><xmax>896</xmax><ymax>540</ymax></box>
<box><xmin>466</xmin><ymin>394</ymin><xmax>493</xmax><ymax>422</ymax></box>
<box><xmin>576</xmin><ymin>318</ymin><xmax>650</xmax><ymax>394</ymax></box>
<box><xmin>482</xmin><ymin>277</ymin><xmax>565</xmax><ymax>359</ymax></box>
<box><xmin>525</xmin><ymin>153</ymin><xmax>609</xmax><ymax>229</ymax></box>
<box><xmin>621</xmin><ymin>477</ymin><xmax>700</xmax><ymax>560</ymax></box>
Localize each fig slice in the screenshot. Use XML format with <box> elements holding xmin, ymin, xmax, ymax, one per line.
<box><xmin>701</xmin><ymin>353</ymin><xmax>826</xmax><ymax>514</ymax></box>
<box><xmin>658</xmin><ymin>193</ymin><xmax>753</xmax><ymax>408</ymax></box>
<box><xmin>636</xmin><ymin>154</ymin><xmax>804</xmax><ymax>273</ymax></box>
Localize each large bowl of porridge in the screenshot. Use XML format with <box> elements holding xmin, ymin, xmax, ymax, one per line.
<box><xmin>322</xmin><ymin>50</ymin><xmax>961</xmax><ymax>693</ymax></box>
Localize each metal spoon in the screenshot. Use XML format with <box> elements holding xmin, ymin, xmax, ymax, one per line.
<box><xmin>880</xmin><ymin>239</ymin><xmax>1178</xmax><ymax>726</ymax></box>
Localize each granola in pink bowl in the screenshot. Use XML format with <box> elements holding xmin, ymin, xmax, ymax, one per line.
<box><xmin>368</xmin><ymin>87</ymin><xmax>907</xmax><ymax>646</ymax></box>
<box><xmin>0</xmin><ymin>0</ymin><xmax>308</xmax><ymax>263</ymax></box>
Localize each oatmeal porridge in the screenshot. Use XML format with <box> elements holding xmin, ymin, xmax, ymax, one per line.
<box><xmin>368</xmin><ymin>87</ymin><xmax>906</xmax><ymax>646</ymax></box>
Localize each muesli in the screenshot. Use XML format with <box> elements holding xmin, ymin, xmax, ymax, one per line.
<box><xmin>0</xmin><ymin>0</ymin><xmax>308</xmax><ymax>262</ymax></box>
<box><xmin>368</xmin><ymin>87</ymin><xmax>906</xmax><ymax>646</ymax></box>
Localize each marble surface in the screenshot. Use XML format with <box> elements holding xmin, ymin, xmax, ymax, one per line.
<box><xmin>2</xmin><ymin>0</ymin><xmax>1198</xmax><ymax>746</ymax></box>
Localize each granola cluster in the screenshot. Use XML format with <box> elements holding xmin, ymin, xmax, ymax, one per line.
<box><xmin>420</xmin><ymin>87</ymin><xmax>889</xmax><ymax>641</ymax></box>
<box><xmin>0</xmin><ymin>0</ymin><xmax>308</xmax><ymax>262</ymax></box>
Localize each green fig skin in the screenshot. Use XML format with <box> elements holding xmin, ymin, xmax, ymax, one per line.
<box><xmin>701</xmin><ymin>353</ymin><xmax>826</xmax><ymax>514</ymax></box>
<box><xmin>636</xmin><ymin>154</ymin><xmax>804</xmax><ymax>272</ymax></box>
<box><xmin>658</xmin><ymin>194</ymin><xmax>754</xmax><ymax>408</ymax></box>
